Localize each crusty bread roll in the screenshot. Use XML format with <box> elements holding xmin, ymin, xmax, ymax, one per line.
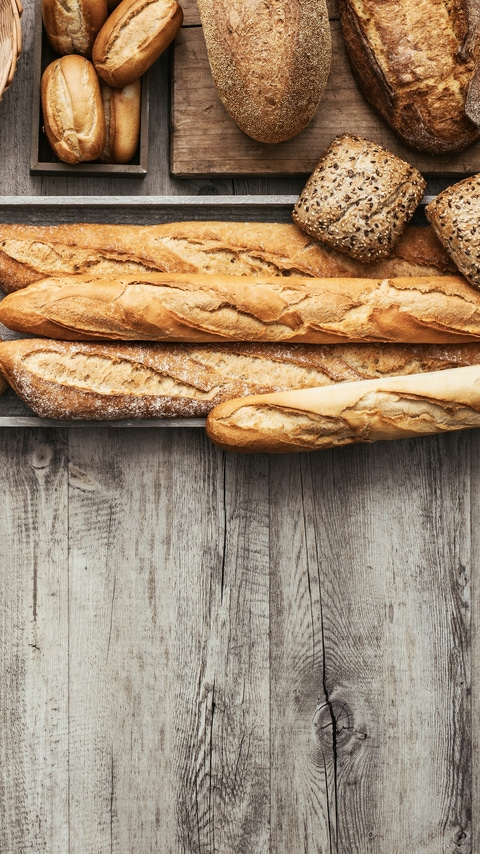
<box><xmin>92</xmin><ymin>0</ymin><xmax>183</xmax><ymax>88</ymax></box>
<box><xmin>42</xmin><ymin>0</ymin><xmax>109</xmax><ymax>57</ymax></box>
<box><xmin>206</xmin><ymin>365</ymin><xmax>480</xmax><ymax>453</ymax></box>
<box><xmin>1</xmin><ymin>271</ymin><xmax>479</xmax><ymax>344</ymax></box>
<box><xmin>197</xmin><ymin>0</ymin><xmax>331</xmax><ymax>143</ymax></box>
<box><xmin>100</xmin><ymin>79</ymin><xmax>141</xmax><ymax>163</ymax></box>
<box><xmin>292</xmin><ymin>135</ymin><xmax>426</xmax><ymax>262</ymax></box>
<box><xmin>426</xmin><ymin>176</ymin><xmax>480</xmax><ymax>290</ymax></box>
<box><xmin>0</xmin><ymin>221</ymin><xmax>457</xmax><ymax>295</ymax></box>
<box><xmin>3</xmin><ymin>339</ymin><xmax>480</xmax><ymax>420</ymax></box>
<box><xmin>337</xmin><ymin>0</ymin><xmax>480</xmax><ymax>153</ymax></box>
<box><xmin>41</xmin><ymin>55</ymin><xmax>106</xmax><ymax>164</ymax></box>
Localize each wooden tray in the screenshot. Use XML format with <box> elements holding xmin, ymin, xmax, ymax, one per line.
<box><xmin>171</xmin><ymin>0</ymin><xmax>480</xmax><ymax>177</ymax></box>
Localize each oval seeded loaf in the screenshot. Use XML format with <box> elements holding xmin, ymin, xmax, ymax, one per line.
<box><xmin>426</xmin><ymin>175</ymin><xmax>480</xmax><ymax>290</ymax></box>
<box><xmin>197</xmin><ymin>0</ymin><xmax>332</xmax><ymax>143</ymax></box>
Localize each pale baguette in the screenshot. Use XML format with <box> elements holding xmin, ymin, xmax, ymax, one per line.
<box><xmin>1</xmin><ymin>272</ymin><xmax>479</xmax><ymax>344</ymax></box>
<box><xmin>206</xmin><ymin>365</ymin><xmax>480</xmax><ymax>453</ymax></box>
<box><xmin>0</xmin><ymin>222</ymin><xmax>457</xmax><ymax>294</ymax></box>
<box><xmin>3</xmin><ymin>339</ymin><xmax>480</xmax><ymax>420</ymax></box>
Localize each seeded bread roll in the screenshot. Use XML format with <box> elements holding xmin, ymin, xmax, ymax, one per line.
<box><xmin>100</xmin><ymin>79</ymin><xmax>141</xmax><ymax>163</ymax></box>
<box><xmin>292</xmin><ymin>135</ymin><xmax>426</xmax><ymax>262</ymax></box>
<box><xmin>3</xmin><ymin>339</ymin><xmax>480</xmax><ymax>420</ymax></box>
<box><xmin>1</xmin><ymin>271</ymin><xmax>479</xmax><ymax>344</ymax></box>
<box><xmin>426</xmin><ymin>176</ymin><xmax>480</xmax><ymax>290</ymax></box>
<box><xmin>42</xmin><ymin>0</ymin><xmax>109</xmax><ymax>57</ymax></box>
<box><xmin>206</xmin><ymin>365</ymin><xmax>480</xmax><ymax>453</ymax></box>
<box><xmin>337</xmin><ymin>0</ymin><xmax>480</xmax><ymax>154</ymax></box>
<box><xmin>0</xmin><ymin>221</ymin><xmax>457</xmax><ymax>295</ymax></box>
<box><xmin>41</xmin><ymin>55</ymin><xmax>106</xmax><ymax>164</ymax></box>
<box><xmin>197</xmin><ymin>0</ymin><xmax>331</xmax><ymax>143</ymax></box>
<box><xmin>92</xmin><ymin>0</ymin><xmax>183</xmax><ymax>88</ymax></box>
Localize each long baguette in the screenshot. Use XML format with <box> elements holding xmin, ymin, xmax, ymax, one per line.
<box><xmin>206</xmin><ymin>365</ymin><xmax>480</xmax><ymax>453</ymax></box>
<box><xmin>0</xmin><ymin>222</ymin><xmax>457</xmax><ymax>294</ymax></box>
<box><xmin>3</xmin><ymin>339</ymin><xmax>480</xmax><ymax>420</ymax></box>
<box><xmin>1</xmin><ymin>272</ymin><xmax>479</xmax><ymax>344</ymax></box>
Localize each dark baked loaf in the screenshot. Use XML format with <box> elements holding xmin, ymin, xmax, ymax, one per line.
<box><xmin>292</xmin><ymin>135</ymin><xmax>426</xmax><ymax>262</ymax></box>
<box><xmin>337</xmin><ymin>0</ymin><xmax>480</xmax><ymax>153</ymax></box>
<box><xmin>426</xmin><ymin>176</ymin><xmax>480</xmax><ymax>289</ymax></box>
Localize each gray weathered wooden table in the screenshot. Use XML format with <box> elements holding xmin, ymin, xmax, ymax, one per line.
<box><xmin>0</xmin><ymin>3</ymin><xmax>477</xmax><ymax>853</ymax></box>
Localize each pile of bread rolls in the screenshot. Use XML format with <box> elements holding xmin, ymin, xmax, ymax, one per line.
<box><xmin>40</xmin><ymin>0</ymin><xmax>183</xmax><ymax>164</ymax></box>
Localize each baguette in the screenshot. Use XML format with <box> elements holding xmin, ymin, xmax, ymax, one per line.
<box><xmin>1</xmin><ymin>272</ymin><xmax>479</xmax><ymax>344</ymax></box>
<box><xmin>0</xmin><ymin>222</ymin><xmax>457</xmax><ymax>294</ymax></box>
<box><xmin>3</xmin><ymin>339</ymin><xmax>480</xmax><ymax>420</ymax></box>
<box><xmin>206</xmin><ymin>365</ymin><xmax>480</xmax><ymax>453</ymax></box>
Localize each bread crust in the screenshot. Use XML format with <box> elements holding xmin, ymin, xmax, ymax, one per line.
<box><xmin>92</xmin><ymin>0</ymin><xmax>183</xmax><ymax>88</ymax></box>
<box><xmin>41</xmin><ymin>55</ymin><xmax>106</xmax><ymax>164</ymax></box>
<box><xmin>0</xmin><ymin>222</ymin><xmax>457</xmax><ymax>294</ymax></box>
<box><xmin>1</xmin><ymin>271</ymin><xmax>479</xmax><ymax>344</ymax></box>
<box><xmin>206</xmin><ymin>365</ymin><xmax>480</xmax><ymax>453</ymax></box>
<box><xmin>338</xmin><ymin>0</ymin><xmax>480</xmax><ymax>153</ymax></box>
<box><xmin>100</xmin><ymin>79</ymin><xmax>141</xmax><ymax>163</ymax></box>
<box><xmin>197</xmin><ymin>0</ymin><xmax>331</xmax><ymax>143</ymax></box>
<box><xmin>42</xmin><ymin>0</ymin><xmax>108</xmax><ymax>57</ymax></box>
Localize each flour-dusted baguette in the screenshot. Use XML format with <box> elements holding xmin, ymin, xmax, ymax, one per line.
<box><xmin>0</xmin><ymin>221</ymin><xmax>457</xmax><ymax>294</ymax></box>
<box><xmin>206</xmin><ymin>365</ymin><xmax>480</xmax><ymax>453</ymax></box>
<box><xmin>1</xmin><ymin>272</ymin><xmax>480</xmax><ymax>344</ymax></box>
<box><xmin>42</xmin><ymin>0</ymin><xmax>109</xmax><ymax>57</ymax></box>
<box><xmin>337</xmin><ymin>0</ymin><xmax>480</xmax><ymax>153</ymax></box>
<box><xmin>197</xmin><ymin>0</ymin><xmax>331</xmax><ymax>143</ymax></box>
<box><xmin>3</xmin><ymin>338</ymin><xmax>480</xmax><ymax>420</ymax></box>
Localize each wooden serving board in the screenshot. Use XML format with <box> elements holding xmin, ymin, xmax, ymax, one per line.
<box><xmin>171</xmin><ymin>0</ymin><xmax>480</xmax><ymax>177</ymax></box>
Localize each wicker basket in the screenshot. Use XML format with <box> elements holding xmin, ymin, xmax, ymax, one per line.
<box><xmin>0</xmin><ymin>0</ymin><xmax>21</xmax><ymax>99</ymax></box>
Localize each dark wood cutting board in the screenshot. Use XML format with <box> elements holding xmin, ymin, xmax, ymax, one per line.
<box><xmin>171</xmin><ymin>0</ymin><xmax>480</xmax><ymax>177</ymax></box>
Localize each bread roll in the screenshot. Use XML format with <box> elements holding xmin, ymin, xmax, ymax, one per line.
<box><xmin>3</xmin><ymin>339</ymin><xmax>480</xmax><ymax>420</ymax></box>
<box><xmin>337</xmin><ymin>0</ymin><xmax>480</xmax><ymax>153</ymax></box>
<box><xmin>1</xmin><ymin>271</ymin><xmax>479</xmax><ymax>344</ymax></box>
<box><xmin>292</xmin><ymin>135</ymin><xmax>426</xmax><ymax>261</ymax></box>
<box><xmin>41</xmin><ymin>55</ymin><xmax>106</xmax><ymax>164</ymax></box>
<box><xmin>197</xmin><ymin>0</ymin><xmax>331</xmax><ymax>143</ymax></box>
<box><xmin>42</xmin><ymin>0</ymin><xmax>109</xmax><ymax>57</ymax></box>
<box><xmin>100</xmin><ymin>79</ymin><xmax>141</xmax><ymax>163</ymax></box>
<box><xmin>206</xmin><ymin>365</ymin><xmax>480</xmax><ymax>453</ymax></box>
<box><xmin>92</xmin><ymin>0</ymin><xmax>183</xmax><ymax>88</ymax></box>
<box><xmin>0</xmin><ymin>222</ymin><xmax>457</xmax><ymax>295</ymax></box>
<box><xmin>426</xmin><ymin>176</ymin><xmax>480</xmax><ymax>290</ymax></box>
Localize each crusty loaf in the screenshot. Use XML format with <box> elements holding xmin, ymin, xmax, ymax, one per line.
<box><xmin>426</xmin><ymin>176</ymin><xmax>480</xmax><ymax>290</ymax></box>
<box><xmin>100</xmin><ymin>79</ymin><xmax>141</xmax><ymax>163</ymax></box>
<box><xmin>206</xmin><ymin>365</ymin><xmax>480</xmax><ymax>453</ymax></box>
<box><xmin>42</xmin><ymin>0</ymin><xmax>108</xmax><ymax>57</ymax></box>
<box><xmin>338</xmin><ymin>0</ymin><xmax>480</xmax><ymax>153</ymax></box>
<box><xmin>1</xmin><ymin>271</ymin><xmax>479</xmax><ymax>344</ymax></box>
<box><xmin>92</xmin><ymin>0</ymin><xmax>183</xmax><ymax>88</ymax></box>
<box><xmin>3</xmin><ymin>338</ymin><xmax>480</xmax><ymax>420</ymax></box>
<box><xmin>41</xmin><ymin>55</ymin><xmax>106</xmax><ymax>164</ymax></box>
<box><xmin>0</xmin><ymin>221</ymin><xmax>457</xmax><ymax>294</ymax></box>
<box><xmin>197</xmin><ymin>0</ymin><xmax>331</xmax><ymax>143</ymax></box>
<box><xmin>293</xmin><ymin>135</ymin><xmax>426</xmax><ymax>262</ymax></box>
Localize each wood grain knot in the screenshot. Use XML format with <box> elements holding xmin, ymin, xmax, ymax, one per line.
<box><xmin>30</xmin><ymin>443</ymin><xmax>54</xmax><ymax>470</ymax></box>
<box><xmin>68</xmin><ymin>464</ymin><xmax>99</xmax><ymax>492</ymax></box>
<box><xmin>313</xmin><ymin>699</ymin><xmax>364</xmax><ymax>747</ymax></box>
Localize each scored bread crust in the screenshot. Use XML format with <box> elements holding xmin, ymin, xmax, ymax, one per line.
<box><xmin>1</xmin><ymin>271</ymin><xmax>479</xmax><ymax>344</ymax></box>
<box><xmin>197</xmin><ymin>0</ymin><xmax>332</xmax><ymax>143</ymax></box>
<box><xmin>3</xmin><ymin>338</ymin><xmax>480</xmax><ymax>420</ymax></box>
<box><xmin>100</xmin><ymin>80</ymin><xmax>141</xmax><ymax>163</ymax></box>
<box><xmin>338</xmin><ymin>0</ymin><xmax>480</xmax><ymax>153</ymax></box>
<box><xmin>205</xmin><ymin>364</ymin><xmax>480</xmax><ymax>453</ymax></box>
<box><xmin>42</xmin><ymin>0</ymin><xmax>109</xmax><ymax>57</ymax></box>
<box><xmin>0</xmin><ymin>221</ymin><xmax>457</xmax><ymax>294</ymax></box>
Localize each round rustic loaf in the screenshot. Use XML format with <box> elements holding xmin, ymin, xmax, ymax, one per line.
<box><xmin>41</xmin><ymin>0</ymin><xmax>108</xmax><ymax>57</ymax></box>
<box><xmin>41</xmin><ymin>55</ymin><xmax>106</xmax><ymax>164</ymax></box>
<box><xmin>92</xmin><ymin>0</ymin><xmax>183</xmax><ymax>89</ymax></box>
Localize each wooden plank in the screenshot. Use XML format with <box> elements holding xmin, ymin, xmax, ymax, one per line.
<box><xmin>171</xmin><ymin>11</ymin><xmax>480</xmax><ymax>177</ymax></box>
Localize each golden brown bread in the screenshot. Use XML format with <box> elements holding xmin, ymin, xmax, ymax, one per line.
<box><xmin>92</xmin><ymin>0</ymin><xmax>183</xmax><ymax>88</ymax></box>
<box><xmin>206</xmin><ymin>365</ymin><xmax>480</xmax><ymax>453</ymax></box>
<box><xmin>41</xmin><ymin>55</ymin><xmax>106</xmax><ymax>164</ymax></box>
<box><xmin>197</xmin><ymin>0</ymin><xmax>331</xmax><ymax>143</ymax></box>
<box><xmin>0</xmin><ymin>221</ymin><xmax>457</xmax><ymax>294</ymax></box>
<box><xmin>41</xmin><ymin>0</ymin><xmax>109</xmax><ymax>57</ymax></box>
<box><xmin>337</xmin><ymin>0</ymin><xmax>480</xmax><ymax>153</ymax></box>
<box><xmin>1</xmin><ymin>271</ymin><xmax>480</xmax><ymax>344</ymax></box>
<box><xmin>426</xmin><ymin>176</ymin><xmax>480</xmax><ymax>290</ymax></box>
<box><xmin>100</xmin><ymin>79</ymin><xmax>141</xmax><ymax>163</ymax></box>
<box><xmin>3</xmin><ymin>338</ymin><xmax>480</xmax><ymax>420</ymax></box>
